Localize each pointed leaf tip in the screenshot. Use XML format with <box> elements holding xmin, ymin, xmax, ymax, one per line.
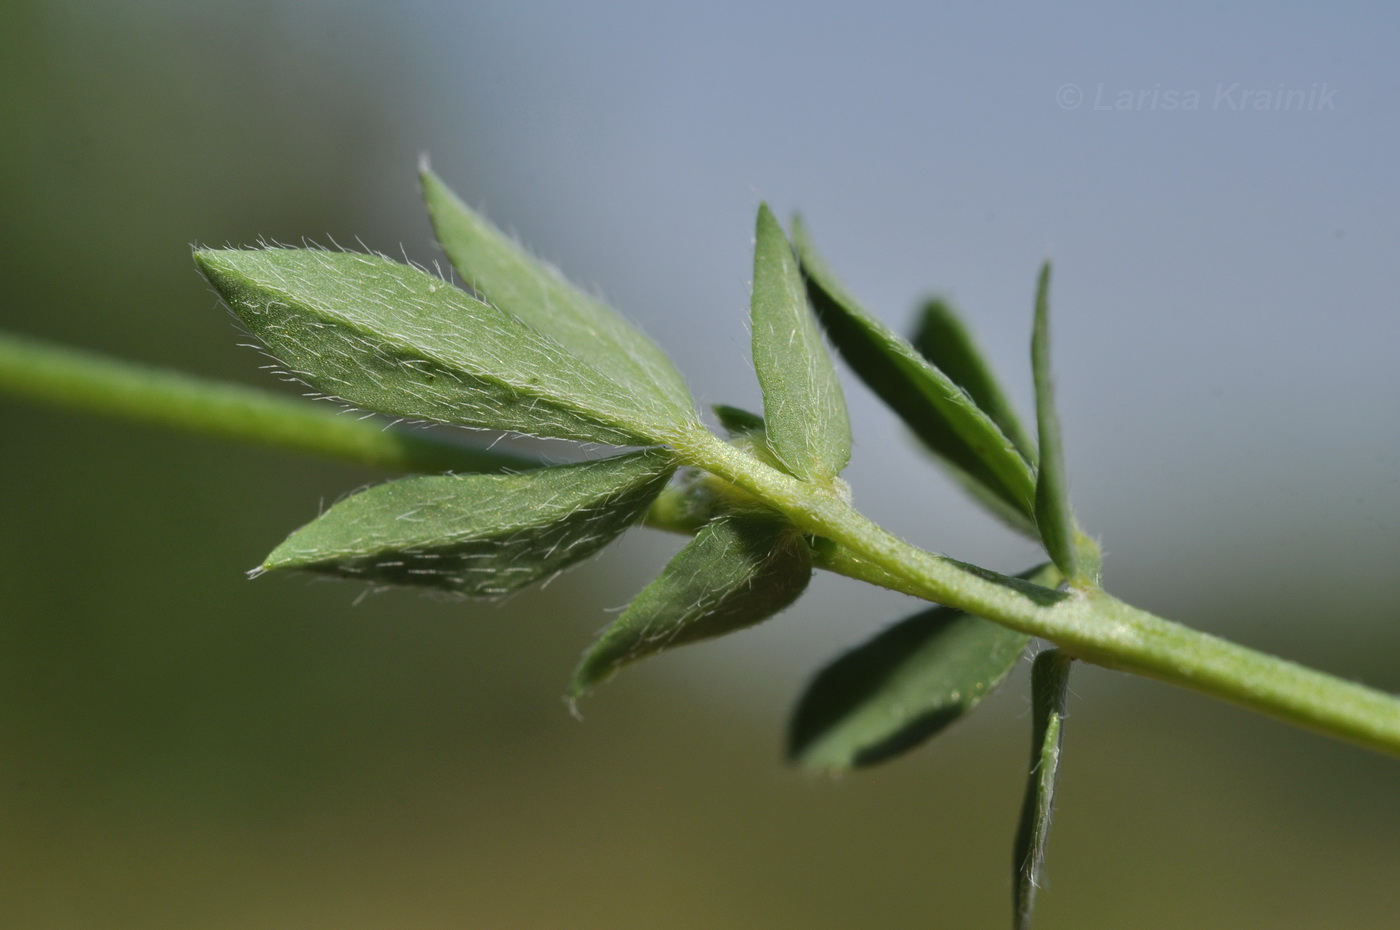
<box><xmin>419</xmin><ymin>168</ymin><xmax>694</xmax><ymax>421</ymax></box>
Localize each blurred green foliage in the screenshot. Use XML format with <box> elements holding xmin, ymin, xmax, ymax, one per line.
<box><xmin>1</xmin><ymin>4</ymin><xmax>1396</xmax><ymax>928</ymax></box>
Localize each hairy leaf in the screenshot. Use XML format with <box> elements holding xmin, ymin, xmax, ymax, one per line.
<box><xmin>912</xmin><ymin>297</ymin><xmax>1037</xmax><ymax>465</ymax></box>
<box><xmin>751</xmin><ymin>205</ymin><xmax>851</xmax><ymax>481</ymax></box>
<box><xmin>1030</xmin><ymin>263</ymin><xmax>1080</xmax><ymax>580</ymax></box>
<box><xmin>710</xmin><ymin>403</ymin><xmax>789</xmax><ymax>474</ymax></box>
<box><xmin>788</xmin><ymin>564</ymin><xmax>1059</xmax><ymax>771</ymax></box>
<box><xmin>261</xmin><ymin>449</ymin><xmax>676</xmax><ymax>596</ymax></box>
<box><xmin>712</xmin><ymin>403</ymin><xmax>766</xmax><ymax>439</ymax></box>
<box><xmin>1013</xmin><ymin>649</ymin><xmax>1073</xmax><ymax>930</ymax></box>
<box><xmin>792</xmin><ymin>218</ymin><xmax>1035</xmax><ymax>521</ymax></box>
<box><xmin>196</xmin><ymin>248</ymin><xmax>694</xmax><ymax>446</ymax></box>
<box><xmin>572</xmin><ymin>513</ymin><xmax>811</xmax><ymax>697</ymax></box>
<box><xmin>421</xmin><ymin>167</ymin><xmax>693</xmax><ymax>420</ymax></box>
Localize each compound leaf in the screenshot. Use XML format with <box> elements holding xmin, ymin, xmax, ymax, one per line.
<box><xmin>792</xmin><ymin>218</ymin><xmax>1035</xmax><ymax>522</ymax></box>
<box><xmin>196</xmin><ymin>248</ymin><xmax>693</xmax><ymax>446</ymax></box>
<box><xmin>261</xmin><ymin>449</ymin><xmax>676</xmax><ymax>597</ymax></box>
<box><xmin>572</xmin><ymin>512</ymin><xmax>811</xmax><ymax>697</ymax></box>
<box><xmin>788</xmin><ymin>564</ymin><xmax>1059</xmax><ymax>772</ymax></box>
<box><xmin>421</xmin><ymin>167</ymin><xmax>693</xmax><ymax>421</ymax></box>
<box><xmin>751</xmin><ymin>205</ymin><xmax>851</xmax><ymax>481</ymax></box>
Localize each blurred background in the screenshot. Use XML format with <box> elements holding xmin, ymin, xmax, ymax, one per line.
<box><xmin>2</xmin><ymin>1</ymin><xmax>1397</xmax><ymax>927</ymax></box>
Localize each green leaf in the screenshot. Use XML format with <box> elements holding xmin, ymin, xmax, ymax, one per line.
<box><xmin>750</xmin><ymin>205</ymin><xmax>851</xmax><ymax>481</ymax></box>
<box><xmin>420</xmin><ymin>167</ymin><xmax>693</xmax><ymax>421</ymax></box>
<box><xmin>1013</xmin><ymin>649</ymin><xmax>1073</xmax><ymax>930</ymax></box>
<box><xmin>930</xmin><ymin>455</ymin><xmax>1041</xmax><ymax>540</ymax></box>
<box><xmin>791</xmin><ymin>218</ymin><xmax>1036</xmax><ymax>521</ymax></box>
<box><xmin>712</xmin><ymin>403</ymin><xmax>766</xmax><ymax>439</ymax></box>
<box><xmin>195</xmin><ymin>248</ymin><xmax>694</xmax><ymax>446</ymax></box>
<box><xmin>260</xmin><ymin>449</ymin><xmax>676</xmax><ymax>596</ymax></box>
<box><xmin>912</xmin><ymin>297</ymin><xmax>1037</xmax><ymax>465</ymax></box>
<box><xmin>710</xmin><ymin>403</ymin><xmax>788</xmax><ymax>474</ymax></box>
<box><xmin>787</xmin><ymin>564</ymin><xmax>1059</xmax><ymax>772</ymax></box>
<box><xmin>571</xmin><ymin>512</ymin><xmax>811</xmax><ymax>697</ymax></box>
<box><xmin>1030</xmin><ymin>263</ymin><xmax>1080</xmax><ymax>581</ymax></box>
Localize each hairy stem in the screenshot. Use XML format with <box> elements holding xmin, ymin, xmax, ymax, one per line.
<box><xmin>5</xmin><ymin>330</ymin><xmax>1398</xmax><ymax>758</ymax></box>
<box><xmin>665</xmin><ymin>425</ymin><xmax>1400</xmax><ymax>758</ymax></box>
<box><xmin>0</xmin><ymin>331</ymin><xmax>538</xmax><ymax>473</ymax></box>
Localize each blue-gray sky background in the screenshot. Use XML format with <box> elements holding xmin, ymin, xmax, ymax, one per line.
<box><xmin>400</xmin><ymin>0</ymin><xmax>1398</xmax><ymax>676</ymax></box>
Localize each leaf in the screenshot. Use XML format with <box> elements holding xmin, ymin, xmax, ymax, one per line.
<box><xmin>712</xmin><ymin>403</ymin><xmax>766</xmax><ymax>439</ymax></box>
<box><xmin>195</xmin><ymin>248</ymin><xmax>694</xmax><ymax>446</ymax></box>
<box><xmin>1013</xmin><ymin>649</ymin><xmax>1073</xmax><ymax>930</ymax></box>
<box><xmin>750</xmin><ymin>205</ymin><xmax>851</xmax><ymax>481</ymax></box>
<box><xmin>710</xmin><ymin>403</ymin><xmax>789</xmax><ymax>475</ymax></box>
<box><xmin>930</xmin><ymin>455</ymin><xmax>1041</xmax><ymax>540</ymax></box>
<box><xmin>260</xmin><ymin>449</ymin><xmax>676</xmax><ymax>596</ymax></box>
<box><xmin>787</xmin><ymin>564</ymin><xmax>1059</xmax><ymax>772</ymax></box>
<box><xmin>912</xmin><ymin>297</ymin><xmax>1037</xmax><ymax>465</ymax></box>
<box><xmin>791</xmin><ymin>218</ymin><xmax>1036</xmax><ymax>521</ymax></box>
<box><xmin>904</xmin><ymin>298</ymin><xmax>1038</xmax><ymax>538</ymax></box>
<box><xmin>571</xmin><ymin>513</ymin><xmax>811</xmax><ymax>697</ymax></box>
<box><xmin>420</xmin><ymin>167</ymin><xmax>693</xmax><ymax>421</ymax></box>
<box><xmin>1030</xmin><ymin>263</ymin><xmax>1080</xmax><ymax>581</ymax></box>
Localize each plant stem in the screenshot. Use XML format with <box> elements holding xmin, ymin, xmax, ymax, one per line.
<box><xmin>665</xmin><ymin>425</ymin><xmax>1400</xmax><ymax>759</ymax></box>
<box><xmin>0</xmin><ymin>330</ymin><xmax>538</xmax><ymax>473</ymax></box>
<box><xmin>5</xmin><ymin>330</ymin><xmax>1398</xmax><ymax>758</ymax></box>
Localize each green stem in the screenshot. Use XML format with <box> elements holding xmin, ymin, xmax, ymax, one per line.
<box><xmin>664</xmin><ymin>425</ymin><xmax>1400</xmax><ymax>758</ymax></box>
<box><xmin>5</xmin><ymin>330</ymin><xmax>1398</xmax><ymax>758</ymax></box>
<box><xmin>0</xmin><ymin>331</ymin><xmax>538</xmax><ymax>473</ymax></box>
